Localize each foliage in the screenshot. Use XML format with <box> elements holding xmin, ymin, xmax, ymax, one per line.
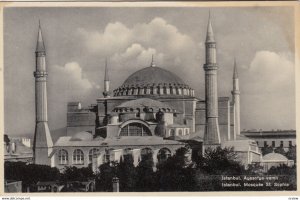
<box><xmin>156</xmin><ymin>147</ymin><xmax>198</xmax><ymax>191</ymax></box>
<box><xmin>274</xmin><ymin>146</ymin><xmax>286</xmax><ymax>155</ymax></box>
<box><xmin>200</xmin><ymin>146</ymin><xmax>245</xmax><ymax>175</ymax></box>
<box><xmin>61</xmin><ymin>166</ymin><xmax>95</xmax><ymax>182</ymax></box>
<box><xmin>4</xmin><ymin>161</ymin><xmax>60</xmax><ymax>191</ymax></box>
<box><xmin>117</xmin><ymin>155</ymin><xmax>137</xmax><ymax>192</ymax></box>
<box><xmin>268</xmin><ymin>164</ymin><xmax>296</xmax><ymax>175</ymax></box>
<box><xmin>135</xmin><ymin>152</ymin><xmax>157</xmax><ymax>192</ymax></box>
<box><xmin>95</xmin><ymin>162</ymin><xmax>115</xmax><ymax>192</ymax></box>
<box><xmin>285</xmin><ymin>145</ymin><xmax>296</xmax><ymax>162</ymax></box>
<box><xmin>260</xmin><ymin>145</ymin><xmax>274</xmax><ymax>155</ymax></box>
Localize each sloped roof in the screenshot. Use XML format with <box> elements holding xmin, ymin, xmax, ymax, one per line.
<box><xmin>54</xmin><ymin>135</ymin><xmax>183</xmax><ymax>147</ymax></box>
<box><xmin>115</xmin><ymin>98</ymin><xmax>174</xmax><ymax>112</ymax></box>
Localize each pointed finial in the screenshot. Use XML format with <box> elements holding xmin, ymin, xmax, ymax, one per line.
<box><xmin>206</xmin><ymin>10</ymin><xmax>215</xmax><ymax>43</ymax></box>
<box><xmin>233</xmin><ymin>58</ymin><xmax>238</xmax><ymax>79</ymax></box>
<box><xmin>104</xmin><ymin>58</ymin><xmax>109</xmax><ymax>81</ymax></box>
<box><xmin>150</xmin><ymin>54</ymin><xmax>156</xmax><ymax>67</ymax></box>
<box><xmin>36</xmin><ymin>20</ymin><xmax>45</xmax><ymax>53</ymax></box>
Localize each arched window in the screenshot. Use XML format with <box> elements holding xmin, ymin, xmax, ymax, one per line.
<box><xmin>170</xmin><ymin>87</ymin><xmax>173</xmax><ymax>94</ymax></box>
<box><xmin>150</xmin><ymin>87</ymin><xmax>154</xmax><ymax>95</ymax></box>
<box><xmin>141</xmin><ymin>148</ymin><xmax>153</xmax><ymax>161</ymax></box>
<box><xmin>89</xmin><ymin>148</ymin><xmax>99</xmax><ymax>163</ymax></box>
<box><xmin>170</xmin><ymin>129</ymin><xmax>175</xmax><ymax>137</ymax></box>
<box><xmin>73</xmin><ymin>149</ymin><xmax>84</xmax><ymax>164</ymax></box>
<box><xmin>163</xmin><ymin>87</ymin><xmax>167</xmax><ymax>94</ymax></box>
<box><xmin>157</xmin><ymin>148</ymin><xmax>171</xmax><ymax>163</ymax></box>
<box><xmin>185</xmin><ymin>129</ymin><xmax>189</xmax><ymax>135</ymax></box>
<box><xmin>58</xmin><ymin>149</ymin><xmax>68</xmax><ymax>165</ymax></box>
<box><xmin>178</xmin><ymin>129</ymin><xmax>183</xmax><ymax>136</ymax></box>
<box><xmin>120</xmin><ymin>122</ymin><xmax>152</xmax><ymax>136</ymax></box>
<box><xmin>104</xmin><ymin>148</ymin><xmax>114</xmax><ymax>163</ymax></box>
<box><xmin>157</xmin><ymin>87</ymin><xmax>160</xmax><ymax>95</ymax></box>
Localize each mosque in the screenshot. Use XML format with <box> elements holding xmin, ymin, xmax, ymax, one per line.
<box><xmin>33</xmin><ymin>16</ymin><xmax>261</xmax><ymax>171</ymax></box>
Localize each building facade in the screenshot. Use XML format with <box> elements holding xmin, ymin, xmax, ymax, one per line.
<box><xmin>241</xmin><ymin>130</ymin><xmax>296</xmax><ymax>150</ymax></box>
<box><xmin>33</xmin><ymin>16</ymin><xmax>262</xmax><ymax>171</ymax></box>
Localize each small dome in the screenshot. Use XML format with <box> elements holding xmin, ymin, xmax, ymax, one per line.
<box><xmin>113</xmin><ymin>66</ymin><xmax>194</xmax><ymax>97</ymax></box>
<box><xmin>263</xmin><ymin>153</ymin><xmax>288</xmax><ymax>161</ymax></box>
<box><xmin>70</xmin><ymin>131</ymin><xmax>93</xmax><ymax>141</ymax></box>
<box><xmin>114</xmin><ymin>98</ymin><xmax>175</xmax><ymax>113</ymax></box>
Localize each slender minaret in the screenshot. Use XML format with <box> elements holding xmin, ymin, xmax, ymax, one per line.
<box><xmin>203</xmin><ymin>13</ymin><xmax>221</xmax><ymax>148</ymax></box>
<box><xmin>103</xmin><ymin>58</ymin><xmax>110</xmax><ymax>98</ymax></box>
<box><xmin>33</xmin><ymin>22</ymin><xmax>53</xmax><ymax>165</ymax></box>
<box><xmin>231</xmin><ymin>59</ymin><xmax>240</xmax><ymax>139</ymax></box>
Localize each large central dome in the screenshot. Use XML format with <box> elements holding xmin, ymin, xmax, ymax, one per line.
<box><xmin>123</xmin><ymin>66</ymin><xmax>185</xmax><ymax>86</ymax></box>
<box><xmin>113</xmin><ymin>66</ymin><xmax>194</xmax><ymax>97</ymax></box>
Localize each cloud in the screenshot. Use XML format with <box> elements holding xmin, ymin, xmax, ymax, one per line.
<box><xmin>240</xmin><ymin>51</ymin><xmax>295</xmax><ymax>130</ymax></box>
<box><xmin>244</xmin><ymin>50</ymin><xmax>294</xmax><ymax>94</ymax></box>
<box><xmin>47</xmin><ymin>62</ymin><xmax>100</xmax><ymax>129</ymax></box>
<box><xmin>76</xmin><ymin>17</ymin><xmax>203</xmax><ymax>94</ymax></box>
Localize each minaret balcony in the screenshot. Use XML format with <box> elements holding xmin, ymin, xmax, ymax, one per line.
<box><xmin>203</xmin><ymin>64</ymin><xmax>218</xmax><ymax>71</ymax></box>
<box><xmin>34</xmin><ymin>71</ymin><xmax>48</xmax><ymax>78</ymax></box>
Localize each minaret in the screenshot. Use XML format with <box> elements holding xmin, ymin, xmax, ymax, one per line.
<box><xmin>103</xmin><ymin>58</ymin><xmax>110</xmax><ymax>98</ymax></box>
<box><xmin>203</xmin><ymin>13</ymin><xmax>221</xmax><ymax>148</ymax></box>
<box><xmin>232</xmin><ymin>59</ymin><xmax>240</xmax><ymax>139</ymax></box>
<box><xmin>33</xmin><ymin>22</ymin><xmax>53</xmax><ymax>165</ymax></box>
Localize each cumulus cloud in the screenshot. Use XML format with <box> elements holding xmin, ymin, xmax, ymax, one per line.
<box><xmin>244</xmin><ymin>50</ymin><xmax>294</xmax><ymax>94</ymax></box>
<box><xmin>47</xmin><ymin>62</ymin><xmax>100</xmax><ymax>129</ymax></box>
<box><xmin>76</xmin><ymin>17</ymin><xmax>203</xmax><ymax>89</ymax></box>
<box><xmin>241</xmin><ymin>51</ymin><xmax>295</xmax><ymax>130</ymax></box>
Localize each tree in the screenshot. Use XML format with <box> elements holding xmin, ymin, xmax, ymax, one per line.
<box><xmin>156</xmin><ymin>147</ymin><xmax>198</xmax><ymax>191</ymax></box>
<box><xmin>135</xmin><ymin>152</ymin><xmax>157</xmax><ymax>192</ymax></box>
<box><xmin>260</xmin><ymin>145</ymin><xmax>273</xmax><ymax>155</ymax></box>
<box><xmin>117</xmin><ymin>155</ymin><xmax>137</xmax><ymax>192</ymax></box>
<box><xmin>61</xmin><ymin>166</ymin><xmax>95</xmax><ymax>182</ymax></box>
<box><xmin>95</xmin><ymin>162</ymin><xmax>115</xmax><ymax>192</ymax></box>
<box><xmin>4</xmin><ymin>161</ymin><xmax>60</xmax><ymax>191</ymax></box>
<box><xmin>200</xmin><ymin>146</ymin><xmax>245</xmax><ymax>175</ymax></box>
<box><xmin>274</xmin><ymin>146</ymin><xmax>286</xmax><ymax>155</ymax></box>
<box><xmin>285</xmin><ymin>145</ymin><xmax>296</xmax><ymax>162</ymax></box>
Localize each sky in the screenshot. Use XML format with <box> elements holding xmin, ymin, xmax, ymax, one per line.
<box><xmin>4</xmin><ymin>6</ymin><xmax>295</xmax><ymax>137</ymax></box>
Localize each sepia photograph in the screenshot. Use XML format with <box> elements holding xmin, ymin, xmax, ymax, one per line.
<box><xmin>2</xmin><ymin>2</ymin><xmax>298</xmax><ymax>194</ymax></box>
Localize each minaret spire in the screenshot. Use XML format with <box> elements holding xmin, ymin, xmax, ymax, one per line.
<box><xmin>206</xmin><ymin>11</ymin><xmax>215</xmax><ymax>43</ymax></box>
<box><xmin>232</xmin><ymin>58</ymin><xmax>240</xmax><ymax>139</ymax></box>
<box><xmin>36</xmin><ymin>20</ymin><xmax>45</xmax><ymax>53</ymax></box>
<box><xmin>233</xmin><ymin>58</ymin><xmax>238</xmax><ymax>79</ymax></box>
<box><xmin>104</xmin><ymin>58</ymin><xmax>109</xmax><ymax>81</ymax></box>
<box><xmin>103</xmin><ymin>58</ymin><xmax>110</xmax><ymax>98</ymax></box>
<box><xmin>150</xmin><ymin>54</ymin><xmax>156</xmax><ymax>67</ymax></box>
<box><xmin>203</xmin><ymin>11</ymin><xmax>221</xmax><ymax>148</ymax></box>
<box><xmin>33</xmin><ymin>21</ymin><xmax>53</xmax><ymax>165</ymax></box>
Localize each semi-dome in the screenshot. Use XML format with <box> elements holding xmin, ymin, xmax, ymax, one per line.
<box><xmin>113</xmin><ymin>66</ymin><xmax>195</xmax><ymax>97</ymax></box>
<box><xmin>70</xmin><ymin>131</ymin><xmax>93</xmax><ymax>141</ymax></box>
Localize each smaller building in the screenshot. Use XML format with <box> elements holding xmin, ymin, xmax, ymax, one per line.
<box><xmin>36</xmin><ymin>181</ymin><xmax>64</xmax><ymax>192</ymax></box>
<box><xmin>241</xmin><ymin>130</ymin><xmax>296</xmax><ymax>150</ymax></box>
<box><xmin>4</xmin><ymin>135</ymin><xmax>33</xmax><ymax>163</ymax></box>
<box><xmin>4</xmin><ymin>180</ymin><xmax>22</xmax><ymax>193</ymax></box>
<box><xmin>261</xmin><ymin>152</ymin><xmax>294</xmax><ymax>173</ymax></box>
<box><xmin>221</xmin><ymin>136</ymin><xmax>261</xmax><ymax>166</ymax></box>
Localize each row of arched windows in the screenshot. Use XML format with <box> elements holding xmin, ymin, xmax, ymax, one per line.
<box><xmin>58</xmin><ymin>148</ymin><xmax>99</xmax><ymax>165</ymax></box>
<box><xmin>58</xmin><ymin>147</ymin><xmax>172</xmax><ymax>165</ymax></box>
<box><xmin>114</xmin><ymin>86</ymin><xmax>195</xmax><ymax>97</ymax></box>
